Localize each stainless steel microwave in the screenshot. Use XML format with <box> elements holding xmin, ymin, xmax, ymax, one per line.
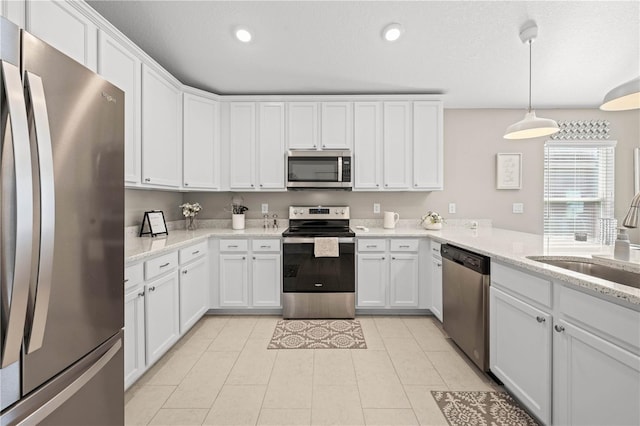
<box><xmin>286</xmin><ymin>150</ymin><xmax>352</xmax><ymax>190</ymax></box>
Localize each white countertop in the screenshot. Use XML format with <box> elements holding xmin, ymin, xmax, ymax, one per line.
<box><xmin>126</xmin><ymin>225</ymin><xmax>640</xmax><ymax>307</ymax></box>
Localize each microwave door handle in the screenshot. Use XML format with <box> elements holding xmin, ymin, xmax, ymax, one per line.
<box><xmin>338</xmin><ymin>157</ymin><xmax>342</xmax><ymax>182</ymax></box>
<box><xmin>1</xmin><ymin>62</ymin><xmax>34</xmax><ymax>368</ymax></box>
<box><xmin>23</xmin><ymin>72</ymin><xmax>55</xmax><ymax>354</ymax></box>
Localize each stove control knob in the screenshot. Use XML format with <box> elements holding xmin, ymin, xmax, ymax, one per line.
<box><xmin>293</xmin><ymin>209</ymin><xmax>300</xmax><ymax>215</ymax></box>
<box><xmin>340</xmin><ymin>209</ymin><xmax>345</xmax><ymax>215</ymax></box>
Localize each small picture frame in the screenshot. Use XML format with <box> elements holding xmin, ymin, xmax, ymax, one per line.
<box><xmin>139</xmin><ymin>210</ymin><xmax>168</xmax><ymax>237</ymax></box>
<box><xmin>496</xmin><ymin>153</ymin><xmax>522</xmax><ymax>190</ymax></box>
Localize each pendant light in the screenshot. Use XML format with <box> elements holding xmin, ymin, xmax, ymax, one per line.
<box><xmin>600</xmin><ymin>77</ymin><xmax>640</xmax><ymax>111</ymax></box>
<box><xmin>504</xmin><ymin>22</ymin><xmax>559</xmax><ymax>140</ymax></box>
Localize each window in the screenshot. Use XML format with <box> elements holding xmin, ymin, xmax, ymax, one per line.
<box><xmin>544</xmin><ymin>141</ymin><xmax>616</xmax><ymax>243</ymax></box>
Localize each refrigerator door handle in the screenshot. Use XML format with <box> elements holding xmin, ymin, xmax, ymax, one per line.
<box><xmin>23</xmin><ymin>71</ymin><xmax>55</xmax><ymax>354</ymax></box>
<box><xmin>1</xmin><ymin>61</ymin><xmax>34</xmax><ymax>368</ymax></box>
<box><xmin>16</xmin><ymin>337</ymin><xmax>122</xmax><ymax>426</ymax></box>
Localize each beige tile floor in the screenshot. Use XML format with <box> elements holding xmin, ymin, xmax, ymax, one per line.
<box><xmin>125</xmin><ymin>315</ymin><xmax>502</xmax><ymax>426</ymax></box>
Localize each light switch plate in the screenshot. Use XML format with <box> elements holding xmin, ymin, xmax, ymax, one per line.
<box><xmin>261</xmin><ymin>203</ymin><xmax>269</xmax><ymax>214</ymax></box>
<box><xmin>449</xmin><ymin>203</ymin><xmax>456</xmax><ymax>214</ymax></box>
<box><xmin>513</xmin><ymin>203</ymin><xmax>524</xmax><ymax>214</ymax></box>
<box><xmin>373</xmin><ymin>203</ymin><xmax>380</xmax><ymax>214</ymax></box>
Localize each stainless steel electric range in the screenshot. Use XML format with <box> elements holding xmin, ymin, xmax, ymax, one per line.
<box><xmin>282</xmin><ymin>206</ymin><xmax>355</xmax><ymax>319</ymax></box>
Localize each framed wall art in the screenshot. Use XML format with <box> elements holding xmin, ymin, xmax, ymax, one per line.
<box><xmin>496</xmin><ymin>153</ymin><xmax>522</xmax><ymax>190</ymax></box>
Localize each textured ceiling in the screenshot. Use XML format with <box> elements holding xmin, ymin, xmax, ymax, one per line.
<box><xmin>87</xmin><ymin>1</ymin><xmax>640</xmax><ymax>108</ymax></box>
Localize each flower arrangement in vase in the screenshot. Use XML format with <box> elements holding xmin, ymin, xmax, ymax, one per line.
<box><xmin>420</xmin><ymin>211</ymin><xmax>444</xmax><ymax>230</ymax></box>
<box><xmin>180</xmin><ymin>202</ymin><xmax>202</xmax><ymax>231</ymax></box>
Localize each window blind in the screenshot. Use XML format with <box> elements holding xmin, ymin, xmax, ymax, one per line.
<box><xmin>544</xmin><ymin>140</ymin><xmax>616</xmax><ymax>244</ymax></box>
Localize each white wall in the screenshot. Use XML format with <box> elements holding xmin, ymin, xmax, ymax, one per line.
<box><xmin>125</xmin><ymin>108</ymin><xmax>640</xmax><ymax>242</ymax></box>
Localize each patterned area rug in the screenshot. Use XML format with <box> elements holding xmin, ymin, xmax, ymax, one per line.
<box><xmin>431</xmin><ymin>391</ymin><xmax>539</xmax><ymax>426</ymax></box>
<box><xmin>268</xmin><ymin>319</ymin><xmax>367</xmax><ymax>349</ymax></box>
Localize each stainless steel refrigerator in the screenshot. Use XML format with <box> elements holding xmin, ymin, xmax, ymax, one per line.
<box><xmin>1</xmin><ymin>16</ymin><xmax>124</xmax><ymax>425</ymax></box>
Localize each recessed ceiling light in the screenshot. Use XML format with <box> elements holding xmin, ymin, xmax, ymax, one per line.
<box><xmin>235</xmin><ymin>27</ymin><xmax>252</xmax><ymax>43</ymax></box>
<box><xmin>382</xmin><ymin>23</ymin><xmax>403</xmax><ymax>42</ymax></box>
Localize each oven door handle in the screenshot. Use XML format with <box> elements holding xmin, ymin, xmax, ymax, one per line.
<box><xmin>283</xmin><ymin>237</ymin><xmax>355</xmax><ymax>244</ymax></box>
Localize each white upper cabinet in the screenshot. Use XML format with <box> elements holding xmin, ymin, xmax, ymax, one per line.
<box><xmin>141</xmin><ymin>64</ymin><xmax>182</xmax><ymax>188</ymax></box>
<box><xmin>183</xmin><ymin>93</ymin><xmax>220</xmax><ymax>190</ymax></box>
<box><xmin>354</xmin><ymin>102</ymin><xmax>383</xmax><ymax>190</ymax></box>
<box><xmin>26</xmin><ymin>0</ymin><xmax>97</xmax><ymax>70</ymax></box>
<box><xmin>413</xmin><ymin>101</ymin><xmax>443</xmax><ymax>190</ymax></box>
<box><xmin>228</xmin><ymin>102</ymin><xmax>256</xmax><ymax>189</ymax></box>
<box><xmin>257</xmin><ymin>102</ymin><xmax>285</xmax><ymax>189</ymax></box>
<box><xmin>287</xmin><ymin>102</ymin><xmax>318</xmax><ymax>149</ymax></box>
<box><xmin>321</xmin><ymin>102</ymin><xmax>353</xmax><ymax>149</ymax></box>
<box><xmin>97</xmin><ymin>30</ymin><xmax>142</xmax><ymax>185</ymax></box>
<box><xmin>1</xmin><ymin>0</ymin><xmax>25</xmax><ymax>27</ymax></box>
<box><xmin>383</xmin><ymin>101</ymin><xmax>411</xmax><ymax>189</ymax></box>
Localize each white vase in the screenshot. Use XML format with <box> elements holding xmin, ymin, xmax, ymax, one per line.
<box><xmin>232</xmin><ymin>214</ymin><xmax>245</xmax><ymax>230</ymax></box>
<box><xmin>423</xmin><ymin>222</ymin><xmax>443</xmax><ymax>230</ymax></box>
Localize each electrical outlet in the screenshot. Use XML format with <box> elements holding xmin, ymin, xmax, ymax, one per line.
<box><xmin>449</xmin><ymin>203</ymin><xmax>456</xmax><ymax>214</ymax></box>
<box><xmin>261</xmin><ymin>203</ymin><xmax>269</xmax><ymax>214</ymax></box>
<box><xmin>373</xmin><ymin>203</ymin><xmax>380</xmax><ymax>214</ymax></box>
<box><xmin>513</xmin><ymin>203</ymin><xmax>524</xmax><ymax>214</ymax></box>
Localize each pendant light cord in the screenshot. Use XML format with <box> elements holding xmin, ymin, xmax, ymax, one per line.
<box><xmin>528</xmin><ymin>40</ymin><xmax>532</xmax><ymax>112</ymax></box>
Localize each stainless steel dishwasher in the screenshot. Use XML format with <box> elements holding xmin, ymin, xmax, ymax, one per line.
<box><xmin>441</xmin><ymin>244</ymin><xmax>491</xmax><ymax>372</ymax></box>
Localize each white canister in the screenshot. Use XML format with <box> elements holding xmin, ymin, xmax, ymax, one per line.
<box><xmin>383</xmin><ymin>211</ymin><xmax>400</xmax><ymax>229</ymax></box>
<box><xmin>232</xmin><ymin>214</ymin><xmax>245</xmax><ymax>230</ymax></box>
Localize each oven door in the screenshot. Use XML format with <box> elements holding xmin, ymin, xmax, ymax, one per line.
<box><xmin>283</xmin><ymin>238</ymin><xmax>355</xmax><ymax>292</ymax></box>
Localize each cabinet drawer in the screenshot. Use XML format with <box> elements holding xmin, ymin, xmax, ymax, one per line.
<box><xmin>558</xmin><ymin>285</ymin><xmax>640</xmax><ymax>352</ymax></box>
<box><xmin>357</xmin><ymin>239</ymin><xmax>386</xmax><ymax>252</ymax></box>
<box><xmin>125</xmin><ymin>263</ymin><xmax>144</xmax><ymax>290</ymax></box>
<box><xmin>219</xmin><ymin>239</ymin><xmax>248</xmax><ymax>252</ymax></box>
<box><xmin>252</xmin><ymin>239</ymin><xmax>281</xmax><ymax>252</ymax></box>
<box><xmin>492</xmin><ymin>261</ymin><xmax>552</xmax><ymax>308</ymax></box>
<box><xmin>431</xmin><ymin>240</ymin><xmax>442</xmax><ymax>256</ymax></box>
<box><xmin>145</xmin><ymin>251</ymin><xmax>179</xmax><ymax>281</ymax></box>
<box><xmin>179</xmin><ymin>241</ymin><xmax>208</xmax><ymax>264</ymax></box>
<box><xmin>390</xmin><ymin>239</ymin><xmax>419</xmax><ymax>252</ymax></box>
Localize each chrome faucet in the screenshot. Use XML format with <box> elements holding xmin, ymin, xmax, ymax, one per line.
<box><xmin>623</xmin><ymin>192</ymin><xmax>640</xmax><ymax>228</ymax></box>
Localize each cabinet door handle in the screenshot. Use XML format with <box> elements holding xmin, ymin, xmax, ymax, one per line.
<box><xmin>192</xmin><ymin>250</ymin><xmax>200</xmax><ymax>255</ymax></box>
<box><xmin>252</xmin><ymin>256</ymin><xmax>256</xmax><ymax>260</ymax></box>
<box><xmin>554</xmin><ymin>325</ymin><xmax>565</xmax><ymax>333</ymax></box>
<box><xmin>376</xmin><ymin>184</ymin><xmax>379</xmax><ymax>187</ymax></box>
<box><xmin>242</xmin><ymin>256</ymin><xmax>246</xmax><ymax>260</ymax></box>
<box><xmin>159</xmin><ymin>262</ymin><xmax>170</xmax><ymax>268</ymax></box>
<box><xmin>260</xmin><ymin>184</ymin><xmax>263</xmax><ymax>187</ymax></box>
<box><xmin>124</xmin><ymin>279</ymin><xmax>129</xmax><ymax>283</ymax></box>
<box><xmin>137</xmin><ymin>291</ymin><xmax>145</xmax><ymax>297</ymax></box>
<box><xmin>366</xmin><ymin>245</ymin><xmax>377</xmax><ymax>248</ymax></box>
<box><xmin>148</xmin><ymin>286</ymin><xmax>155</xmax><ymax>292</ymax></box>
<box><xmin>144</xmin><ymin>178</ymin><xmax>150</xmax><ymax>182</ymax></box>
<box><xmin>182</xmin><ymin>270</ymin><xmax>188</xmax><ymax>274</ymax></box>
<box><xmin>228</xmin><ymin>245</ymin><xmax>238</xmax><ymax>248</ymax></box>
<box><xmin>536</xmin><ymin>316</ymin><xmax>546</xmax><ymax>323</ymax></box>
<box><xmin>392</xmin><ymin>257</ymin><xmax>396</xmax><ymax>260</ymax></box>
<box><xmin>260</xmin><ymin>245</ymin><xmax>270</xmax><ymax>248</ymax></box>
<box><xmin>184</xmin><ymin>182</ymin><xmax>189</xmax><ymax>186</ymax></box>
<box><xmin>436</xmin><ymin>262</ymin><xmax>442</xmax><ymax>268</ymax></box>
<box><xmin>381</xmin><ymin>257</ymin><xmax>385</xmax><ymax>260</ymax></box>
<box><xmin>399</xmin><ymin>245</ymin><xmax>410</xmax><ymax>248</ymax></box>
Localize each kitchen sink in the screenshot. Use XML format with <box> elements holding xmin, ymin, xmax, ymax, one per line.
<box><xmin>528</xmin><ymin>257</ymin><xmax>640</xmax><ymax>289</ymax></box>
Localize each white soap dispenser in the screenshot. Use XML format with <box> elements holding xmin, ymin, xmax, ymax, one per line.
<box><xmin>614</xmin><ymin>228</ymin><xmax>631</xmax><ymax>261</ymax></box>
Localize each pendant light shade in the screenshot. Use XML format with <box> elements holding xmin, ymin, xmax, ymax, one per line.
<box><xmin>504</xmin><ymin>21</ymin><xmax>559</xmax><ymax>140</ymax></box>
<box><xmin>600</xmin><ymin>77</ymin><xmax>640</xmax><ymax>111</ymax></box>
<box><xmin>504</xmin><ymin>111</ymin><xmax>561</xmax><ymax>139</ymax></box>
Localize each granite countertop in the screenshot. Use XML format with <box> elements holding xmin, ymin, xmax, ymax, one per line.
<box><xmin>357</xmin><ymin>226</ymin><xmax>640</xmax><ymax>307</ymax></box>
<box><xmin>126</xmin><ymin>227</ymin><xmax>283</xmax><ymax>263</ymax></box>
<box><xmin>126</xmin><ymin>224</ymin><xmax>640</xmax><ymax>307</ymax></box>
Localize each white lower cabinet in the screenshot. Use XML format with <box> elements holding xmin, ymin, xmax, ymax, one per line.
<box><xmin>217</xmin><ymin>239</ymin><xmax>281</xmax><ymax>308</ymax></box>
<box><xmin>357</xmin><ymin>239</ymin><xmax>421</xmax><ymax>309</ymax></box>
<box><xmin>491</xmin><ymin>261</ymin><xmax>640</xmax><ymax>426</ymax></box>
<box><xmin>430</xmin><ymin>240</ymin><xmax>443</xmax><ymax>322</ymax></box>
<box><xmin>490</xmin><ymin>286</ymin><xmax>552</xmax><ymax>424</ymax></box>
<box><xmin>124</xmin><ymin>284</ymin><xmax>145</xmax><ymax>389</ymax></box>
<box><xmin>389</xmin><ymin>254</ymin><xmax>419</xmax><ymax>307</ymax></box>
<box><xmin>552</xmin><ymin>319</ymin><xmax>640</xmax><ymax>426</ymax></box>
<box><xmin>179</xmin><ymin>256</ymin><xmax>209</xmax><ymax>333</ymax></box>
<box><xmin>252</xmin><ymin>254</ymin><xmax>281</xmax><ymax>306</ymax></box>
<box><xmin>145</xmin><ymin>271</ymin><xmax>180</xmax><ymax>365</ymax></box>
<box><xmin>219</xmin><ymin>254</ymin><xmax>249</xmax><ymax>307</ymax></box>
